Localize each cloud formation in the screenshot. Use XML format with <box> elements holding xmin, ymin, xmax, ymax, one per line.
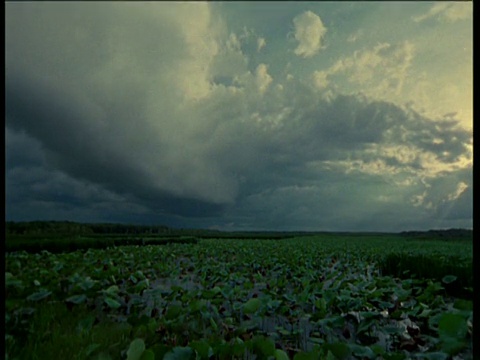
<box><xmin>6</xmin><ymin>2</ymin><xmax>472</xmax><ymax>231</ymax></box>
<box><xmin>346</xmin><ymin>29</ymin><xmax>363</xmax><ymax>43</ymax></box>
<box><xmin>413</xmin><ymin>2</ymin><xmax>472</xmax><ymax>23</ymax></box>
<box><xmin>257</xmin><ymin>37</ymin><xmax>266</xmax><ymax>52</ymax></box>
<box><xmin>312</xmin><ymin>41</ymin><xmax>415</xmax><ymax>99</ymax></box>
<box><xmin>292</xmin><ymin>11</ymin><xmax>327</xmax><ymax>58</ymax></box>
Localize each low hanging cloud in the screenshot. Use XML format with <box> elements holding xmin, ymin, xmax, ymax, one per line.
<box><xmin>6</xmin><ymin>2</ymin><xmax>472</xmax><ymax>230</ymax></box>
<box><xmin>292</xmin><ymin>11</ymin><xmax>327</xmax><ymax>58</ymax></box>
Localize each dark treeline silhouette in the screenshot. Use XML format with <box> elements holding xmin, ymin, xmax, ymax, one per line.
<box><xmin>5</xmin><ymin>221</ymin><xmax>171</xmax><ymax>236</ymax></box>
<box><xmin>5</xmin><ymin>220</ymin><xmax>473</xmax><ymax>240</ymax></box>
<box><xmin>400</xmin><ymin>228</ymin><xmax>473</xmax><ymax>240</ymax></box>
<box><xmin>5</xmin><ymin>221</ymin><xmax>318</xmax><ymax>239</ymax></box>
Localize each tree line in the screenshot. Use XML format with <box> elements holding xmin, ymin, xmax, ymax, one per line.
<box><xmin>5</xmin><ymin>221</ymin><xmax>172</xmax><ymax>236</ymax></box>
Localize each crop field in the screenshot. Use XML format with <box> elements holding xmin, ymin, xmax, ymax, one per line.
<box><xmin>5</xmin><ymin>234</ymin><xmax>473</xmax><ymax>360</ymax></box>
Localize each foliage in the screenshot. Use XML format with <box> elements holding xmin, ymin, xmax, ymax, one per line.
<box><xmin>5</xmin><ymin>234</ymin><xmax>473</xmax><ymax>359</ymax></box>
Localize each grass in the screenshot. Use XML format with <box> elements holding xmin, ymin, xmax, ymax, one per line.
<box><xmin>8</xmin><ymin>302</ymin><xmax>133</xmax><ymax>360</ymax></box>
<box><xmin>379</xmin><ymin>252</ymin><xmax>473</xmax><ymax>298</ymax></box>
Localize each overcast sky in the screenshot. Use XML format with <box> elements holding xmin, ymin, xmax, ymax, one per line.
<box><xmin>6</xmin><ymin>2</ymin><xmax>472</xmax><ymax>231</ymax></box>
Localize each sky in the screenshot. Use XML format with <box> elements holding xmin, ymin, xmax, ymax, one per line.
<box><xmin>5</xmin><ymin>2</ymin><xmax>473</xmax><ymax>232</ymax></box>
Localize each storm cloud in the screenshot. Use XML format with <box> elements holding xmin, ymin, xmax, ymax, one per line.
<box><xmin>6</xmin><ymin>2</ymin><xmax>472</xmax><ymax>231</ymax></box>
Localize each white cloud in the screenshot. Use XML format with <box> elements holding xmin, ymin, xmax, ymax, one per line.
<box><xmin>255</xmin><ymin>63</ymin><xmax>273</xmax><ymax>94</ymax></box>
<box><xmin>409</xmin><ymin>72</ymin><xmax>472</xmax><ymax>131</ymax></box>
<box><xmin>443</xmin><ymin>3</ymin><xmax>473</xmax><ymax>22</ymax></box>
<box><xmin>410</xmin><ymin>191</ymin><xmax>433</xmax><ymax>209</ymax></box>
<box><xmin>226</xmin><ymin>33</ymin><xmax>242</xmax><ymax>51</ymax></box>
<box><xmin>447</xmin><ymin>182</ymin><xmax>468</xmax><ymax>202</ymax></box>
<box><xmin>413</xmin><ymin>2</ymin><xmax>472</xmax><ymax>23</ymax></box>
<box><xmin>209</xmin><ymin>33</ymin><xmax>249</xmax><ymax>83</ymax></box>
<box><xmin>257</xmin><ymin>37</ymin><xmax>266</xmax><ymax>52</ymax></box>
<box><xmin>292</xmin><ymin>11</ymin><xmax>327</xmax><ymax>58</ymax></box>
<box><xmin>312</xmin><ymin>70</ymin><xmax>329</xmax><ymax>89</ymax></box>
<box><xmin>346</xmin><ymin>29</ymin><xmax>363</xmax><ymax>43</ymax></box>
<box><xmin>312</xmin><ymin>41</ymin><xmax>415</xmax><ymax>103</ymax></box>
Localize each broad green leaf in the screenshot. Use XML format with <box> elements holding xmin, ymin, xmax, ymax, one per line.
<box><xmin>383</xmin><ymin>325</ymin><xmax>404</xmax><ymax>335</ymax></box>
<box><xmin>27</xmin><ymin>290</ymin><xmax>52</xmax><ymax>302</ymax></box>
<box><xmin>189</xmin><ymin>299</ymin><xmax>207</xmax><ymax>313</ymax></box>
<box><xmin>252</xmin><ymin>336</ymin><xmax>275</xmax><ymax>356</ymax></box>
<box><xmin>79</xmin><ymin>277</ymin><xmax>97</xmax><ymax>291</ymax></box>
<box><xmin>190</xmin><ymin>340</ymin><xmax>213</xmax><ymax>359</ymax></box>
<box><xmin>135</xmin><ymin>270</ymin><xmax>146</xmax><ymax>280</ymax></box>
<box><xmin>453</xmin><ymin>299</ymin><xmax>473</xmax><ymax>311</ymax></box>
<box><xmin>441</xmin><ymin>275</ymin><xmax>457</xmax><ymax>284</ymax></box>
<box><xmin>134</xmin><ymin>325</ymin><xmax>148</xmax><ymax>339</ymax></box>
<box><xmin>135</xmin><ymin>279</ymin><xmax>150</xmax><ymax>293</ymax></box>
<box><xmin>438</xmin><ymin>313</ymin><xmax>468</xmax><ymax>339</ymax></box>
<box><xmin>85</xmin><ymin>343</ymin><xmax>101</xmax><ymax>357</ymax></box>
<box><xmin>231</xmin><ymin>338</ymin><xmax>246</xmax><ymax>357</ymax></box>
<box><xmin>126</xmin><ymin>338</ymin><xmax>146</xmax><ymax>360</ymax></box>
<box><xmin>165</xmin><ymin>304</ymin><xmax>183</xmax><ymax>320</ymax></box>
<box><xmin>348</xmin><ymin>344</ymin><xmax>375</xmax><ymax>359</ymax></box>
<box><xmin>104</xmin><ymin>297</ymin><xmax>121</xmax><ymax>309</ymax></box>
<box><xmin>209</xmin><ymin>317</ymin><xmax>218</xmax><ymax>331</ymax></box>
<box><xmin>5</xmin><ymin>275</ymin><xmax>23</xmax><ymax>288</ymax></box>
<box><xmin>293</xmin><ymin>352</ymin><xmax>316</xmax><ymax>360</ymax></box>
<box><xmin>383</xmin><ymin>353</ymin><xmax>406</xmax><ymax>360</ymax></box>
<box><xmin>369</xmin><ymin>345</ymin><xmax>385</xmax><ymax>355</ymax></box>
<box><xmin>357</xmin><ymin>319</ymin><xmax>375</xmax><ymax>335</ymax></box>
<box><xmin>327</xmin><ymin>342</ymin><xmax>351</xmax><ymax>360</ymax></box>
<box><xmin>325</xmin><ymin>351</ymin><xmax>336</xmax><ymax>360</ymax></box>
<box><xmin>201</xmin><ymin>289</ymin><xmax>217</xmax><ymax>299</ymax></box>
<box><xmin>139</xmin><ymin>350</ymin><xmax>155</xmax><ymax>360</ymax></box>
<box><xmin>317</xmin><ymin>316</ymin><xmax>345</xmax><ymax>328</ymax></box>
<box><xmin>215</xmin><ymin>342</ymin><xmax>233</xmax><ymax>358</ymax></box>
<box><xmin>149</xmin><ymin>345</ymin><xmax>170</xmax><ymax>360</ymax></box>
<box><xmin>105</xmin><ymin>285</ymin><xmax>119</xmax><ymax>296</ymax></box>
<box><xmin>164</xmin><ymin>346</ymin><xmax>194</xmax><ymax>360</ymax></box>
<box><xmin>418</xmin><ymin>309</ymin><xmax>432</xmax><ymax>318</ymax></box>
<box><xmin>439</xmin><ymin>338</ymin><xmax>465</xmax><ymax>356</ymax></box>
<box><xmin>420</xmin><ymin>353</ymin><xmax>449</xmax><ymax>360</ymax></box>
<box><xmin>243</xmin><ymin>298</ymin><xmax>261</xmax><ymax>314</ymax></box>
<box><xmin>95</xmin><ymin>353</ymin><xmax>113</xmax><ymax>360</ymax></box>
<box><xmin>309</xmin><ymin>337</ymin><xmax>324</xmax><ymax>345</ymax></box>
<box><xmin>66</xmin><ymin>294</ymin><xmax>87</xmax><ymax>304</ymax></box>
<box><xmin>5</xmin><ymin>272</ymin><xmax>23</xmax><ymax>288</ymax></box>
<box><xmin>274</xmin><ymin>349</ymin><xmax>290</xmax><ymax>360</ymax></box>
<box><xmin>128</xmin><ymin>314</ymin><xmax>151</xmax><ymax>327</ymax></box>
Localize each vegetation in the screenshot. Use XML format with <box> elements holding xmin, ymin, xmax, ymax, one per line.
<box><xmin>4</xmin><ymin>223</ymin><xmax>473</xmax><ymax>359</ymax></box>
<box><xmin>5</xmin><ymin>235</ymin><xmax>199</xmax><ymax>254</ymax></box>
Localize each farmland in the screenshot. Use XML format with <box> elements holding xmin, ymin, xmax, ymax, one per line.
<box><xmin>5</xmin><ymin>226</ymin><xmax>473</xmax><ymax>360</ymax></box>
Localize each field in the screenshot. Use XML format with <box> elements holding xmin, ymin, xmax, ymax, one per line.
<box><xmin>5</xmin><ymin>231</ymin><xmax>473</xmax><ymax>360</ymax></box>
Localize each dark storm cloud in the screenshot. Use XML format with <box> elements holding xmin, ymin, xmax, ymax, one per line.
<box><xmin>6</xmin><ymin>67</ymin><xmax>472</xmax><ymax>226</ymax></box>
<box><xmin>6</xmin><ymin>2</ymin><xmax>472</xmax><ymax>230</ymax></box>
<box><xmin>6</xmin><ymin>2</ymin><xmax>227</xmax><ymax>217</ymax></box>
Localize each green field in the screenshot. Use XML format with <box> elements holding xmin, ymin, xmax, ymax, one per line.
<box><xmin>5</xmin><ymin>230</ymin><xmax>473</xmax><ymax>360</ymax></box>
